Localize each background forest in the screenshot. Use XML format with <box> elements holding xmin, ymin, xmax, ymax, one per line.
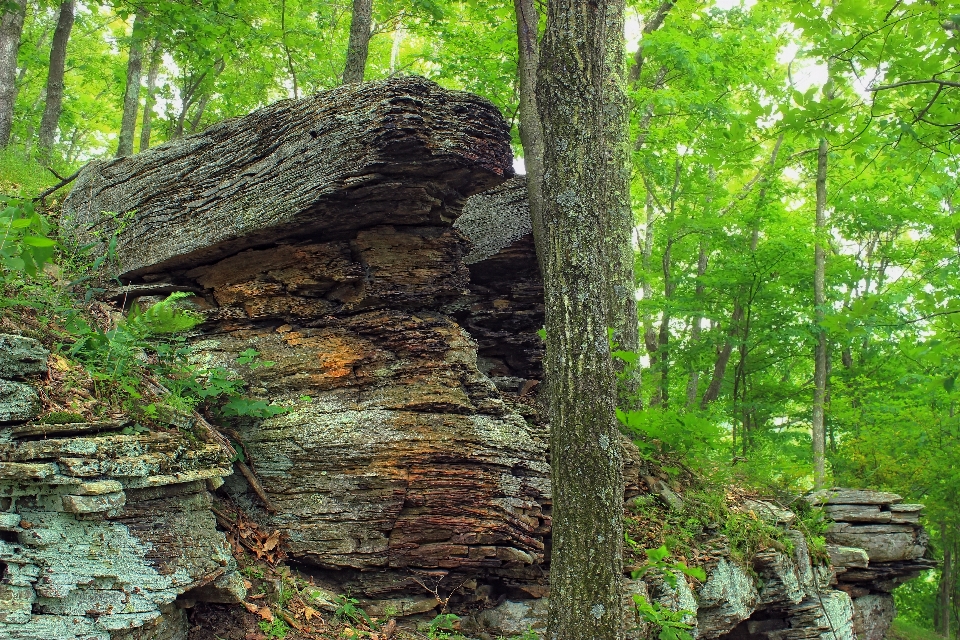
<box><xmin>1</xmin><ymin>0</ymin><xmax>959</xmax><ymax>634</ymax></box>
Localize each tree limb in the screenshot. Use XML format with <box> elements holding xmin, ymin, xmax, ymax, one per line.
<box><xmin>869</xmin><ymin>78</ymin><xmax>960</xmax><ymax>92</ymax></box>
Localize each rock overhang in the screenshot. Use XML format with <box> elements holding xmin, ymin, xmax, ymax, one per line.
<box><xmin>61</xmin><ymin>76</ymin><xmax>515</xmax><ymax>281</ymax></box>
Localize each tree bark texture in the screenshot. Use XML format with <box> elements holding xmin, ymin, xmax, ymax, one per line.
<box><xmin>0</xmin><ymin>0</ymin><xmax>26</xmax><ymax>148</ymax></box>
<box><xmin>537</xmin><ymin>1</ymin><xmax>629</xmax><ymax>637</ymax></box>
<box><xmin>116</xmin><ymin>12</ymin><xmax>146</xmax><ymax>157</ymax></box>
<box><xmin>342</xmin><ymin>0</ymin><xmax>373</xmax><ymax>84</ymax></box>
<box><xmin>61</xmin><ymin>77</ymin><xmax>513</xmax><ymax>280</ymax></box>
<box><xmin>139</xmin><ymin>42</ymin><xmax>161</xmax><ymax>152</ymax></box>
<box><xmin>813</xmin><ymin>135</ymin><xmax>828</xmax><ymax>490</ymax></box>
<box><xmin>37</xmin><ymin>0</ymin><xmax>75</xmax><ymax>163</ymax></box>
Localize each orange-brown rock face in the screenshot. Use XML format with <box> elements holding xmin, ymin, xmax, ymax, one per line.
<box><xmin>182</xmin><ymin>222</ymin><xmax>550</xmax><ymax>595</ymax></box>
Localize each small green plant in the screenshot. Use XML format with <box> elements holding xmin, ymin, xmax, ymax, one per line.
<box><xmin>631</xmin><ymin>594</ymin><xmax>695</xmax><ymax>640</ymax></box>
<box><xmin>258</xmin><ymin>617</ymin><xmax>289</xmax><ymax>639</ymax></box>
<box><xmin>0</xmin><ymin>199</ymin><xmax>56</xmax><ymax>287</ymax></box>
<box><xmin>334</xmin><ymin>594</ymin><xmax>370</xmax><ymax>626</ymax></box>
<box><xmin>626</xmin><ymin>542</ymin><xmax>705</xmax><ymax>587</ymax></box>
<box><xmin>240</xmin><ymin>565</ymin><xmax>266</xmax><ymax>580</ymax></box>
<box><xmin>427</xmin><ymin>613</ymin><xmax>463</xmax><ymax>639</ymax></box>
<box><xmin>503</xmin><ymin>630</ymin><xmax>539</xmax><ymax>640</ymax></box>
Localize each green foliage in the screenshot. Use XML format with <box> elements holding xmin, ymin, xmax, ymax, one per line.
<box><xmin>892</xmin><ymin>570</ymin><xmax>940</xmax><ymax>630</ymax></box>
<box><xmin>886</xmin><ymin>619</ymin><xmax>945</xmax><ymax>640</ymax></box>
<box><xmin>257</xmin><ymin>617</ymin><xmax>288</xmax><ymax>639</ymax></box>
<box><xmin>333</xmin><ymin>595</ymin><xmax>370</xmax><ymax>626</ymax></box>
<box><xmin>0</xmin><ymin>199</ymin><xmax>56</xmax><ymax>286</ymax></box>
<box><xmin>425</xmin><ymin>613</ymin><xmax>464</xmax><ymax>640</ymax></box>
<box><xmin>631</xmin><ymin>594</ymin><xmax>694</xmax><ymax>640</ymax></box>
<box><xmin>625</xmin><ymin>541</ymin><xmax>705</xmax><ymax>586</ymax></box>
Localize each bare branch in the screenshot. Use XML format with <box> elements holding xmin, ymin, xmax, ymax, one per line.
<box><xmin>869</xmin><ymin>78</ymin><xmax>960</xmax><ymax>92</ymax></box>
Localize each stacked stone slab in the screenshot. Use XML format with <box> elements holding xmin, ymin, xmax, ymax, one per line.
<box><xmin>0</xmin><ymin>335</ymin><xmax>244</xmax><ymax>639</ymax></box>
<box><xmin>811</xmin><ymin>488</ymin><xmax>934</xmax><ymax>640</ymax></box>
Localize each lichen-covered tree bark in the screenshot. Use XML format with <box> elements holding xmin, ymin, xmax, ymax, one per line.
<box><xmin>0</xmin><ymin>0</ymin><xmax>26</xmax><ymax>148</ymax></box>
<box><xmin>116</xmin><ymin>12</ymin><xmax>146</xmax><ymax>157</ymax></box>
<box><xmin>537</xmin><ymin>1</ymin><xmax>630</xmax><ymax>637</ymax></box>
<box><xmin>342</xmin><ymin>0</ymin><xmax>373</xmax><ymax>84</ymax></box>
<box><xmin>37</xmin><ymin>0</ymin><xmax>75</xmax><ymax>163</ymax></box>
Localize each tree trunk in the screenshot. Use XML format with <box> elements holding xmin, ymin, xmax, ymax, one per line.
<box><xmin>513</xmin><ymin>0</ymin><xmax>546</xmax><ymax>266</ymax></box>
<box><xmin>812</xmin><ymin>134</ymin><xmax>828</xmax><ymax>490</ymax></box>
<box><xmin>139</xmin><ymin>42</ymin><xmax>161</xmax><ymax>152</ymax></box>
<box><xmin>0</xmin><ymin>0</ymin><xmax>27</xmax><ymax>148</ymax></box>
<box><xmin>117</xmin><ymin>12</ymin><xmax>146</xmax><ymax>157</ymax></box>
<box><xmin>701</xmin><ymin>302</ymin><xmax>743</xmax><ymax>408</ymax></box>
<box><xmin>686</xmin><ymin>238</ymin><xmax>708</xmax><ymax>408</ymax></box>
<box><xmin>280</xmin><ymin>0</ymin><xmax>299</xmax><ymax>97</ymax></box>
<box><xmin>538</xmin><ymin>1</ymin><xmax>628</xmax><ymax>637</ymax></box>
<box><xmin>37</xmin><ymin>0</ymin><xmax>75</xmax><ymax>164</ymax></box>
<box><xmin>342</xmin><ymin>0</ymin><xmax>373</xmax><ymax>84</ymax></box>
<box><xmin>940</xmin><ymin>523</ymin><xmax>952</xmax><ymax>638</ymax></box>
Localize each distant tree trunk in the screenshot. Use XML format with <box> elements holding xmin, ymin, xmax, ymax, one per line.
<box><xmin>940</xmin><ymin>524</ymin><xmax>953</xmax><ymax>638</ymax></box>
<box><xmin>280</xmin><ymin>0</ymin><xmax>299</xmax><ymax>97</ymax></box>
<box><xmin>139</xmin><ymin>42</ymin><xmax>161</xmax><ymax>152</ymax></box>
<box><xmin>701</xmin><ymin>302</ymin><xmax>743</xmax><ymax>408</ymax></box>
<box><xmin>0</xmin><ymin>0</ymin><xmax>27</xmax><ymax>148</ymax></box>
<box><xmin>342</xmin><ymin>0</ymin><xmax>373</xmax><ymax>84</ymax></box>
<box><xmin>513</xmin><ymin>0</ymin><xmax>545</xmax><ymax>259</ymax></box>
<box><xmin>812</xmin><ymin>134</ymin><xmax>828</xmax><ymax>490</ymax></box>
<box><xmin>686</xmin><ymin>168</ymin><xmax>714</xmax><ymax>408</ymax></box>
<box><xmin>538</xmin><ymin>0</ymin><xmax>629</xmax><ymax>637</ymax></box>
<box><xmin>37</xmin><ymin>0</ymin><xmax>75</xmax><ymax>163</ymax></box>
<box><xmin>686</xmin><ymin>238</ymin><xmax>708</xmax><ymax>408</ymax></box>
<box><xmin>116</xmin><ymin>12</ymin><xmax>146</xmax><ymax>157</ymax></box>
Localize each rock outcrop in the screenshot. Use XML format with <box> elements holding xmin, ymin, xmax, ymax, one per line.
<box><xmin>53</xmin><ymin>78</ymin><xmax>933</xmax><ymax>639</ymax></box>
<box><xmin>0</xmin><ymin>335</ymin><xmax>244</xmax><ymax>640</ymax></box>
<box><xmin>815</xmin><ymin>489</ymin><xmax>935</xmax><ymax>640</ymax></box>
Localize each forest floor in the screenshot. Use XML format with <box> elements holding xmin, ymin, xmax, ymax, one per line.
<box><xmin>886</xmin><ymin>621</ymin><xmax>947</xmax><ymax>640</ymax></box>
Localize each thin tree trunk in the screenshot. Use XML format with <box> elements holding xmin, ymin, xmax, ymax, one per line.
<box><xmin>13</xmin><ymin>22</ymin><xmax>47</xmax><ymax>113</ymax></box>
<box><xmin>64</xmin><ymin>125</ymin><xmax>80</xmax><ymax>163</ymax></box>
<box><xmin>941</xmin><ymin>523</ymin><xmax>953</xmax><ymax>638</ymax></box>
<box><xmin>812</xmin><ymin>134</ymin><xmax>828</xmax><ymax>490</ymax></box>
<box><xmin>342</xmin><ymin>0</ymin><xmax>373</xmax><ymax>84</ymax></box>
<box><xmin>37</xmin><ymin>0</ymin><xmax>75</xmax><ymax>164</ymax></box>
<box><xmin>641</xmin><ymin>190</ymin><xmax>657</xmax><ymax>355</ymax></box>
<box><xmin>701</xmin><ymin>302</ymin><xmax>743</xmax><ymax>408</ymax></box>
<box><xmin>389</xmin><ymin>17</ymin><xmax>403</xmax><ymax>72</ymax></box>
<box><xmin>686</xmin><ymin>237</ymin><xmax>708</xmax><ymax>408</ymax></box>
<box><xmin>513</xmin><ymin>0</ymin><xmax>546</xmax><ymax>267</ymax></box>
<box><xmin>280</xmin><ymin>0</ymin><xmax>299</xmax><ymax>97</ymax></box>
<box><xmin>0</xmin><ymin>0</ymin><xmax>27</xmax><ymax>148</ymax></box>
<box><xmin>116</xmin><ymin>12</ymin><xmax>146</xmax><ymax>157</ymax></box>
<box><xmin>628</xmin><ymin>0</ymin><xmax>674</xmax><ymax>84</ymax></box>
<box><xmin>139</xmin><ymin>42</ymin><xmax>161</xmax><ymax>152</ymax></box>
<box><xmin>538</xmin><ymin>0</ymin><xmax>628</xmax><ymax>636</ymax></box>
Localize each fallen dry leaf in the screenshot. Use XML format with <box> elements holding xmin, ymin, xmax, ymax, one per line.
<box><xmin>263</xmin><ymin>530</ymin><xmax>281</xmax><ymax>552</ymax></box>
<box><xmin>242</xmin><ymin>601</ymin><xmax>259</xmax><ymax>614</ymax></box>
<box><xmin>303</xmin><ymin>606</ymin><xmax>318</xmax><ymax>621</ymax></box>
<box><xmin>257</xmin><ymin>606</ymin><xmax>274</xmax><ymax>622</ymax></box>
<box><xmin>382</xmin><ymin>618</ymin><xmax>397</xmax><ymax>639</ymax></box>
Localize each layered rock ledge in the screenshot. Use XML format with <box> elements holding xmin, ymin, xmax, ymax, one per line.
<box><xmin>0</xmin><ymin>336</ymin><xmax>244</xmax><ymax>640</ymax></box>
